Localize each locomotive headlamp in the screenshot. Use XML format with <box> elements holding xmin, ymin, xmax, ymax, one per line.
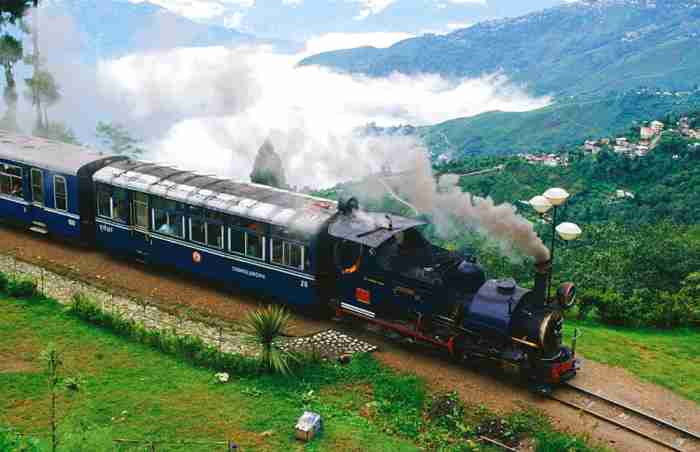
<box><xmin>543</xmin><ymin>187</ymin><xmax>570</xmax><ymax>206</ymax></box>
<box><xmin>529</xmin><ymin>195</ymin><xmax>552</xmax><ymax>214</ymax></box>
<box><xmin>555</xmin><ymin>222</ymin><xmax>582</xmax><ymax>241</ymax></box>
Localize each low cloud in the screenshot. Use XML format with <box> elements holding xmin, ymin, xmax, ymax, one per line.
<box><xmin>104</xmin><ymin>45</ymin><xmax>549</xmax><ymax>187</ymax></box>
<box><xmin>301</xmin><ymin>32</ymin><xmax>413</xmax><ymax>55</ymax></box>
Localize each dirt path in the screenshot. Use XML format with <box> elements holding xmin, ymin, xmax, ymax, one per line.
<box><xmin>1</xmin><ymin>224</ymin><xmax>698</xmax><ymax>451</ymax></box>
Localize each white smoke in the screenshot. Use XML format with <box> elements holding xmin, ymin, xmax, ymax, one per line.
<box><xmin>356</xmin><ymin>143</ymin><xmax>550</xmax><ymax>262</ymax></box>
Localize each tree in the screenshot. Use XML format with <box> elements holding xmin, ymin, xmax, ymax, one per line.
<box><xmin>0</xmin><ymin>34</ymin><xmax>22</xmax><ymax>130</ymax></box>
<box><xmin>0</xmin><ymin>1</ymin><xmax>36</xmax><ymax>26</ymax></box>
<box><xmin>250</xmin><ymin>139</ymin><xmax>287</xmax><ymax>189</ymax></box>
<box><xmin>239</xmin><ymin>305</ymin><xmax>296</xmax><ymax>375</ymax></box>
<box><xmin>24</xmin><ymin>69</ymin><xmax>59</xmax><ymax>132</ymax></box>
<box><xmin>95</xmin><ymin>121</ymin><xmax>144</xmax><ymax>156</ymax></box>
<box><xmin>37</xmin><ymin>121</ymin><xmax>79</xmax><ymax>144</ymax></box>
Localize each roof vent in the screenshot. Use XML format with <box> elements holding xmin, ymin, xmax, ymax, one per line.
<box><xmin>496</xmin><ymin>278</ymin><xmax>516</xmax><ymax>295</ymax></box>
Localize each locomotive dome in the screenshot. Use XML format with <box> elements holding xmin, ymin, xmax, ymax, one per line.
<box><xmin>93</xmin><ymin>159</ymin><xmax>339</xmax><ymax>232</ymax></box>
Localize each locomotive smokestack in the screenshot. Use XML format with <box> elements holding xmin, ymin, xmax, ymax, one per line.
<box><xmin>533</xmin><ymin>258</ymin><xmax>551</xmax><ymax>307</ymax></box>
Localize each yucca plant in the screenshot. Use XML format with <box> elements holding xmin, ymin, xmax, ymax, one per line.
<box><xmin>239</xmin><ymin>305</ymin><xmax>297</xmax><ymax>375</ymax></box>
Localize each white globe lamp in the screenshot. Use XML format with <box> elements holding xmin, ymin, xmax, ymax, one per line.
<box><xmin>556</xmin><ymin>222</ymin><xmax>582</xmax><ymax>241</ymax></box>
<box><xmin>529</xmin><ymin>195</ymin><xmax>553</xmax><ymax>214</ymax></box>
<box><xmin>544</xmin><ymin>187</ymin><xmax>570</xmax><ymax>206</ymax></box>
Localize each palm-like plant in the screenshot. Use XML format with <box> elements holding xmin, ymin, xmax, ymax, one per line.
<box><xmin>239</xmin><ymin>305</ymin><xmax>296</xmax><ymax>375</ymax></box>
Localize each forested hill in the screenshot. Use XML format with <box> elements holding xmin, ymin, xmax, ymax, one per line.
<box><xmin>420</xmin><ymin>88</ymin><xmax>700</xmax><ymax>158</ymax></box>
<box><xmin>299</xmin><ymin>0</ymin><xmax>700</xmax><ymax>98</ymax></box>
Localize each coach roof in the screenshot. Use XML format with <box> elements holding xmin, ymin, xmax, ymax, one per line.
<box><xmin>0</xmin><ymin>130</ymin><xmax>114</xmax><ymax>176</ymax></box>
<box><xmin>93</xmin><ymin>159</ymin><xmax>338</xmax><ymax>232</ymax></box>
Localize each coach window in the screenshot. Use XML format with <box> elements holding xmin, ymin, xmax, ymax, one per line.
<box><xmin>152</xmin><ymin>197</ymin><xmax>184</xmax><ymax>238</ymax></box>
<box><xmin>189</xmin><ymin>206</ymin><xmax>206</xmax><ymax>244</ymax></box>
<box><xmin>0</xmin><ymin>163</ymin><xmax>23</xmax><ymax>199</ymax></box>
<box><xmin>96</xmin><ymin>184</ymin><xmax>111</xmax><ymax>218</ymax></box>
<box><xmin>132</xmin><ymin>192</ymin><xmax>149</xmax><ymax>229</ymax></box>
<box><xmin>228</xmin><ymin>218</ymin><xmax>265</xmax><ymax>260</ymax></box>
<box><xmin>112</xmin><ymin>188</ymin><xmax>129</xmax><ymax>223</ymax></box>
<box><xmin>53</xmin><ymin>176</ymin><xmax>68</xmax><ymax>211</ymax></box>
<box><xmin>271</xmin><ymin>239</ymin><xmax>306</xmax><ymax>271</ymax></box>
<box><xmin>270</xmin><ymin>226</ymin><xmax>309</xmax><ymax>271</ymax></box>
<box><xmin>206</xmin><ymin>210</ymin><xmax>225</xmax><ymax>249</ymax></box>
<box><xmin>30</xmin><ymin>169</ymin><xmax>43</xmax><ymax>205</ymax></box>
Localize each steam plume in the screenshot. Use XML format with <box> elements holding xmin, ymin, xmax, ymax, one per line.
<box><xmin>368</xmin><ymin>142</ymin><xmax>550</xmax><ymax>263</ymax></box>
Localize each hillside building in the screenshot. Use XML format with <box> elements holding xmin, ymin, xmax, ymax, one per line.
<box><xmin>640</xmin><ymin>126</ymin><xmax>655</xmax><ymax>140</ymax></box>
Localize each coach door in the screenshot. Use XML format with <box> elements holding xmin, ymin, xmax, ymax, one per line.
<box><xmin>131</xmin><ymin>191</ymin><xmax>151</xmax><ymax>261</ymax></box>
<box><xmin>29</xmin><ymin>168</ymin><xmax>49</xmax><ymax>228</ymax></box>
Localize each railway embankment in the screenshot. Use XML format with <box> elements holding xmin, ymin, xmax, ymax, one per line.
<box><xmin>0</xmin><ymin>254</ymin><xmax>377</xmax><ymax>360</ymax></box>
<box><xmin>0</xmin><ymin>253</ymin><xmax>256</xmax><ymax>356</ymax></box>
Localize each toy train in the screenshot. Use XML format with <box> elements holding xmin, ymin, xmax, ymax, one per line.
<box><xmin>0</xmin><ymin>130</ymin><xmax>579</xmax><ymax>387</ymax></box>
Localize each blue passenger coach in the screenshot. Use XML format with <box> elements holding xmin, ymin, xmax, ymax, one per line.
<box><xmin>0</xmin><ymin>131</ymin><xmax>125</xmax><ymax>242</ymax></box>
<box><xmin>92</xmin><ymin>159</ymin><xmax>337</xmax><ymax>306</ymax></box>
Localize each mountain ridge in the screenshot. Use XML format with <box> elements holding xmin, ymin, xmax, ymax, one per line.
<box><xmin>42</xmin><ymin>0</ymin><xmax>300</xmax><ymax>59</ymax></box>
<box><xmin>298</xmin><ymin>0</ymin><xmax>700</xmax><ymax>97</ymax></box>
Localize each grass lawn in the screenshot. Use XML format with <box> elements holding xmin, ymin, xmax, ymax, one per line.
<box><xmin>563</xmin><ymin>319</ymin><xmax>700</xmax><ymax>404</ymax></box>
<box><xmin>0</xmin><ymin>290</ymin><xmax>608</xmax><ymax>452</ymax></box>
<box><xmin>0</xmin><ymin>296</ymin><xmax>421</xmax><ymax>452</ymax></box>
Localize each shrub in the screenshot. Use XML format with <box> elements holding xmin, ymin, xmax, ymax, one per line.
<box><xmin>0</xmin><ymin>271</ymin><xmax>8</xmax><ymax>293</ymax></box>
<box><xmin>575</xmin><ymin>290</ymin><xmax>600</xmax><ymax>321</ymax></box>
<box><xmin>238</xmin><ymin>305</ymin><xmax>297</xmax><ymax>375</ymax></box>
<box><xmin>595</xmin><ymin>289</ymin><xmax>646</xmax><ymax>327</ymax></box>
<box><xmin>427</xmin><ymin>391</ymin><xmax>465</xmax><ymax>432</ymax></box>
<box><xmin>6</xmin><ymin>276</ymin><xmax>38</xmax><ymax>298</ymax></box>
<box><xmin>535</xmin><ymin>429</ymin><xmax>597</xmax><ymax>452</ymax></box>
<box><xmin>0</xmin><ymin>426</ymin><xmax>42</xmax><ymax>452</ymax></box>
<box><xmin>587</xmin><ymin>286</ymin><xmax>700</xmax><ymax>329</ymax></box>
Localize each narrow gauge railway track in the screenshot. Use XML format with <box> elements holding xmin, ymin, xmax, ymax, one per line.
<box><xmin>551</xmin><ymin>383</ymin><xmax>700</xmax><ymax>452</ymax></box>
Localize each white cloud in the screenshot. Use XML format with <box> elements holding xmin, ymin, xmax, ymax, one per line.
<box><xmin>444</xmin><ymin>0</ymin><xmax>487</xmax><ymax>4</ymax></box>
<box><xmin>127</xmin><ymin>0</ymin><xmax>254</xmax><ymax>20</ymax></box>
<box><xmin>223</xmin><ymin>11</ymin><xmax>245</xmax><ymax>28</ymax></box>
<box><xmin>282</xmin><ymin>0</ymin><xmax>303</xmax><ymax>5</ymax></box>
<box><xmin>350</xmin><ymin>0</ymin><xmax>397</xmax><ymax>20</ymax></box>
<box><xmin>446</xmin><ymin>21</ymin><xmax>474</xmax><ymax>31</ymax></box>
<box><xmin>302</xmin><ymin>32</ymin><xmax>413</xmax><ymax>55</ymax></box>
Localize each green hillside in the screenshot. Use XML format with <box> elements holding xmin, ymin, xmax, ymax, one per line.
<box><xmin>420</xmin><ymin>88</ymin><xmax>700</xmax><ymax>157</ymax></box>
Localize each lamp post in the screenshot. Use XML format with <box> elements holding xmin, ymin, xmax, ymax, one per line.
<box><xmin>529</xmin><ymin>188</ymin><xmax>581</xmax><ymax>301</ymax></box>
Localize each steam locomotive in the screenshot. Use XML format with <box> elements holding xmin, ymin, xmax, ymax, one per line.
<box><xmin>0</xmin><ymin>131</ymin><xmax>579</xmax><ymax>387</ymax></box>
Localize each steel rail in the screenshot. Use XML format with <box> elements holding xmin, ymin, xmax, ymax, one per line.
<box><xmin>565</xmin><ymin>382</ymin><xmax>700</xmax><ymax>442</ymax></box>
<box><xmin>549</xmin><ymin>394</ymin><xmax>686</xmax><ymax>452</ymax></box>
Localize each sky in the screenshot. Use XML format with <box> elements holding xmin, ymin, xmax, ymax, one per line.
<box><xmin>125</xmin><ymin>0</ymin><xmax>568</xmax><ymax>39</ymax></box>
